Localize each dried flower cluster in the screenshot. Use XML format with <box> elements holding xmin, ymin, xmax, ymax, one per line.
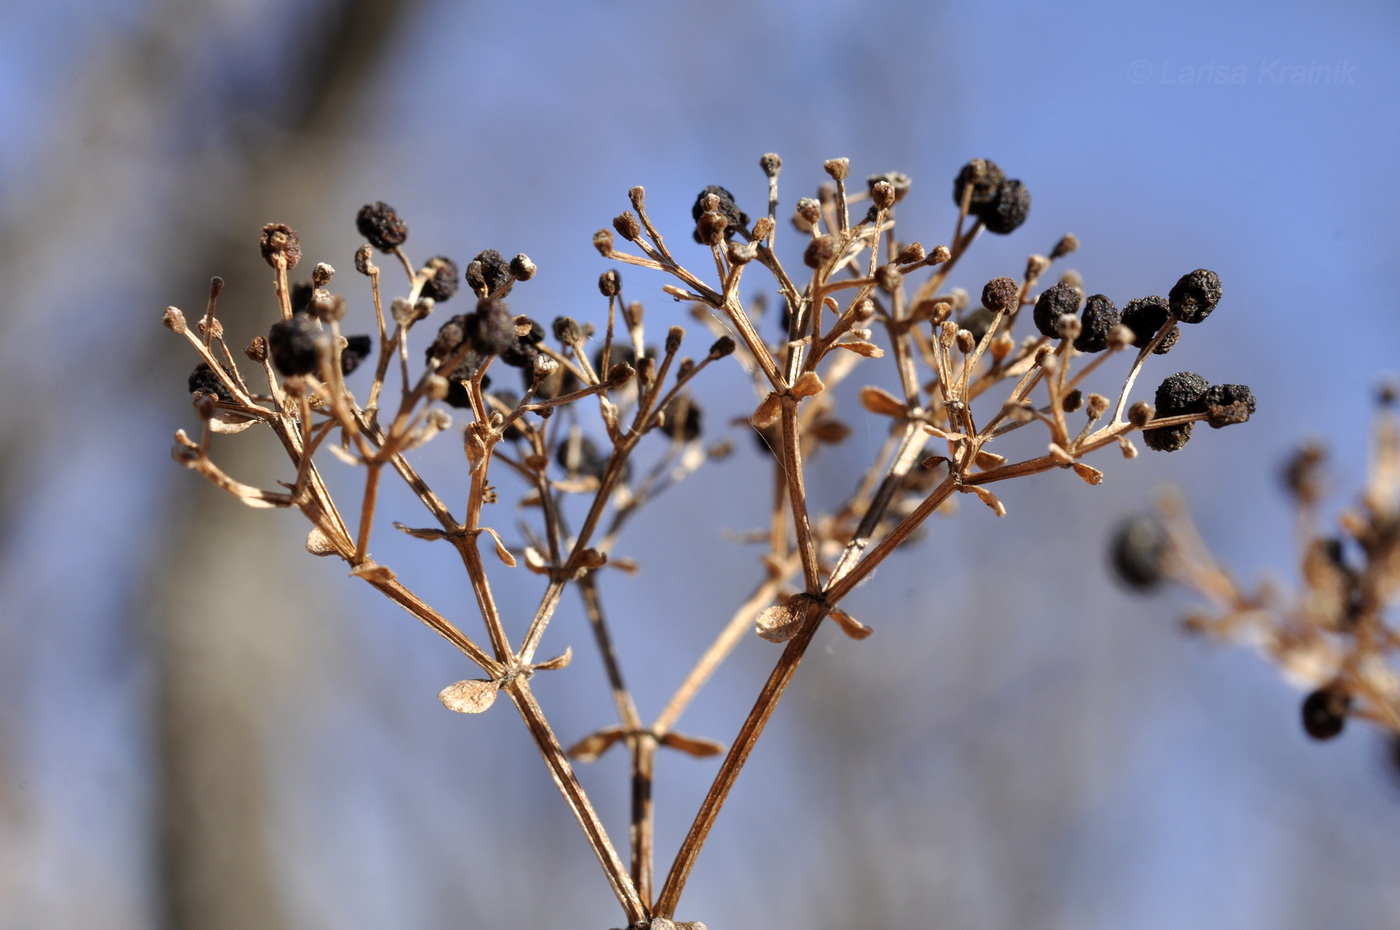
<box><xmin>1114</xmin><ymin>386</ymin><xmax>1400</xmax><ymax>755</ymax></box>
<box><xmin>166</xmin><ymin>154</ymin><xmax>1251</xmax><ymax>928</ymax></box>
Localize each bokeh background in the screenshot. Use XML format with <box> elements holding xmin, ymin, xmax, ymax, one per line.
<box><xmin>2</xmin><ymin>0</ymin><xmax>1398</xmax><ymax>928</ymax></box>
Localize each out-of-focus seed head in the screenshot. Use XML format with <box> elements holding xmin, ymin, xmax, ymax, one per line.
<box><xmin>895</xmin><ymin>242</ymin><xmax>926</xmax><ymax>265</ymax></box>
<box><xmin>467</xmin><ymin>298</ymin><xmax>517</xmax><ymax>357</ymax></box>
<box><xmin>267</xmin><ymin>314</ymin><xmax>327</xmax><ymax>377</ymax></box>
<box><xmin>1110</xmin><ymin>514</ymin><xmax>1171</xmax><ymax>591</ymax></box>
<box><xmin>188</xmin><ymin>362</ymin><xmax>234</xmax><ymax>401</ymax></box>
<box><xmin>306</xmin><ymin>289</ymin><xmax>347</xmax><ymax>324</ymax></box>
<box><xmin>952</xmin><ymin>159</ymin><xmax>1005</xmax><ymax>211</ymax></box>
<box><xmin>1282</xmin><ymin>442</ymin><xmax>1326</xmax><ymax>502</ymax></box>
<box><xmin>260</xmin><ymin>223</ymin><xmax>301</xmax><ymax>269</ymax></box>
<box><xmin>709</xmin><ymin>336</ymin><xmax>737</xmax><ymax>359</ymax></box>
<box><xmin>979</xmin><ymin>179</ymin><xmax>1030</xmax><ymax>235</ymax></box>
<box><xmin>421</xmin><ymin>256</ymin><xmax>460</xmax><ymax>302</ymax></box>
<box><xmin>341</xmin><ymin>334</ymin><xmax>373</xmax><ymax>375</ymax></box>
<box><xmin>1169</xmin><ymin>268</ymin><xmax>1222</xmax><ymax>324</ymax></box>
<box><xmin>593</xmin><ymin>228</ymin><xmax>614</xmax><ymax>256</ymax></box>
<box><xmin>875</xmin><ymin>264</ymin><xmax>902</xmax><ymax>292</ymax></box>
<box><xmin>553</xmin><ymin>316</ymin><xmax>582</xmax><ymax>345</ymax></box>
<box><xmin>1050</xmin><ymin>233</ymin><xmax>1079</xmax><ymax>260</ymax></box>
<box><xmin>1033</xmin><ymin>282</ymin><xmax>1083</xmax><ymax>338</ymax></box>
<box><xmin>661</xmin><ymin>398</ymin><xmax>703</xmax><ymax>442</ymax></box>
<box><xmin>1074</xmin><ymin>294</ymin><xmax>1120</xmax><ymax>353</ymax></box>
<box><xmin>598</xmin><ymin>269</ymin><xmax>622</xmax><ymax>298</ymax></box>
<box><xmin>760</xmin><ymin>152</ymin><xmax>783</xmax><ymax>177</ymax></box>
<box><xmin>1301</xmin><ymin>685</ymin><xmax>1351</xmax><ymax>740</ymax></box>
<box><xmin>355</xmin><ymin>202</ymin><xmax>407</xmax><ymax>253</ymax></box>
<box><xmin>1202</xmin><ymin>383</ymin><xmax>1256</xmax><ymax>428</ymax></box>
<box><xmin>982</xmin><ymin>277</ymin><xmax>1020</xmax><ymax>314</ymax></box>
<box><xmin>1128</xmin><ymin>401</ymin><xmax>1154</xmax><ymax>427</ymax></box>
<box><xmin>804</xmin><ymin>234</ymin><xmax>839</xmax><ymax>269</ymax></box>
<box><xmin>930</xmin><ymin>244</ymin><xmax>952</xmax><ymax>265</ymax></box>
<box><xmin>354</xmin><ymin>244</ymin><xmax>375</xmax><ymax>276</ymax></box>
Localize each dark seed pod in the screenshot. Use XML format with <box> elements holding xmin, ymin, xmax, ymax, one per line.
<box><xmin>660</xmin><ymin>398</ymin><xmax>703</xmax><ymax>442</ymax></box>
<box><xmin>981</xmin><ymin>277</ymin><xmax>1019</xmax><ymax>314</ymax></box>
<box><xmin>500</xmin><ymin>318</ymin><xmax>546</xmax><ymax>369</ymax></box>
<box><xmin>355</xmin><ymin>202</ymin><xmax>407</xmax><ymax>253</ymax></box>
<box><xmin>553</xmin><ymin>316</ymin><xmax>582</xmax><ymax>345</ymax></box>
<box><xmin>709</xmin><ymin>336</ymin><xmax>737</xmax><ymax>359</ymax></box>
<box><xmin>804</xmin><ymin>234</ymin><xmax>839</xmax><ymax>269</ymax></box>
<box><xmin>613</xmin><ymin>212</ymin><xmax>642</xmax><ymax>241</ymax></box>
<box><xmin>267</xmin><ymin>314</ymin><xmax>327</xmax><ymax>376</ymax></box>
<box><xmin>188</xmin><ymin>362</ymin><xmax>234</xmax><ymax>401</ymax></box>
<box><xmin>1301</xmin><ymin>685</ymin><xmax>1351</xmax><ymax>740</ymax></box>
<box><xmin>598</xmin><ymin>270</ymin><xmax>621</xmax><ymax>298</ymax></box>
<box><xmin>289</xmin><ymin>282</ymin><xmax>314</xmax><ymax>314</ymax></box>
<box><xmin>691</xmin><ymin>185</ymin><xmax>749</xmax><ymax>244</ymax></box>
<box><xmin>1143</xmin><ymin>371</ymin><xmax>1210</xmax><ymax>452</ymax></box>
<box><xmin>420</xmin><ymin>256</ymin><xmax>460</xmax><ymax>302</ymax></box>
<box><xmin>1168</xmin><ymin>269</ymin><xmax>1222</xmax><ymax>324</ymax></box>
<box><xmin>1033</xmin><ymin>282</ymin><xmax>1083</xmax><ymax>338</ymax></box>
<box><xmin>466</xmin><ymin>249</ymin><xmax>512</xmax><ymax>298</ymax></box>
<box><xmin>341</xmin><ymin>334</ymin><xmax>373</xmax><ymax>375</ymax></box>
<box><xmin>1202</xmin><ymin>383</ymin><xmax>1256</xmax><ymax>428</ymax></box>
<box><xmin>1074</xmin><ymin>294</ymin><xmax>1120</xmax><ymax>353</ymax></box>
<box><xmin>259</xmin><ymin>223</ymin><xmax>301</xmax><ymax>269</ymax></box>
<box><xmin>952</xmin><ymin>159</ymin><xmax>1005</xmax><ymax>211</ymax></box>
<box><xmin>760</xmin><ymin>153</ymin><xmax>782</xmax><ymax>177</ymax></box>
<box><xmin>1109</xmin><ymin>515</ymin><xmax>1171</xmax><ymax>591</ymax></box>
<box><xmin>509</xmin><ymin>254</ymin><xmax>536</xmax><ymax>281</ymax></box>
<box><xmin>468</xmin><ymin>298</ymin><xmax>518</xmax><ymax>357</ymax></box>
<box><xmin>979</xmin><ymin>179</ymin><xmax>1030</xmax><ymax>235</ymax></box>
<box><xmin>1120</xmin><ymin>296</ymin><xmax>1177</xmax><ymax>352</ymax></box>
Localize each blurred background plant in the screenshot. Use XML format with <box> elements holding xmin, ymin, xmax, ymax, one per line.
<box><xmin>3</xmin><ymin>1</ymin><xmax>1399</xmax><ymax>928</ymax></box>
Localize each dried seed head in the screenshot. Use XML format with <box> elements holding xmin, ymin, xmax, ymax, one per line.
<box><xmin>593</xmin><ymin>228</ymin><xmax>615</xmax><ymax>256</ymax></box>
<box><xmin>267</xmin><ymin>315</ymin><xmax>327</xmax><ymax>376</ymax></box>
<box><xmin>727</xmin><ymin>240</ymin><xmax>757</xmax><ymax>265</ymax></box>
<box><xmin>1128</xmin><ymin>400</ymin><xmax>1154</xmax><ymax>427</ymax></box>
<box><xmin>1168</xmin><ymin>268</ymin><xmax>1222</xmax><ymax>324</ymax></box>
<box><xmin>311</xmin><ymin>262</ymin><xmax>334</xmax><ymax>288</ymax></box>
<box><xmin>795</xmin><ymin>197</ymin><xmax>822</xmax><ymax>227</ymax></box>
<box><xmin>306</xmin><ymin>290</ymin><xmax>347</xmax><ymax>324</ymax></box>
<box><xmin>1085</xmin><ymin>392</ymin><xmax>1110</xmax><ymax>419</ymax></box>
<box><xmin>1282</xmin><ymin>442</ymin><xmax>1326</xmax><ymax>502</ymax></box>
<box><xmin>355</xmin><ymin>202</ymin><xmax>407</xmax><ymax>252</ymax></box>
<box><xmin>955</xmin><ymin>329</ymin><xmax>976</xmax><ymax>354</ymax></box>
<box><xmin>259</xmin><ymin>223</ymin><xmax>301</xmax><ymax>269</ymax></box>
<box><xmin>1202</xmin><ymin>383</ymin><xmax>1256</xmax><ymax>428</ymax></box>
<box><xmin>354</xmin><ymin>244</ymin><xmax>375</xmax><ymax>275</ymax></box>
<box><xmin>421</xmin><ymin>256</ymin><xmax>461</xmax><ymax>302</ymax></box>
<box><xmin>245</xmin><ymin>336</ymin><xmax>268</xmax><ymax>364</ymax></box>
<box><xmin>691</xmin><ymin>186</ymin><xmax>749</xmax><ymax>243</ymax></box>
<box><xmin>870</xmin><ymin>179</ymin><xmax>896</xmax><ymax>210</ymax></box>
<box><xmin>930</xmin><ymin>244</ymin><xmax>952</xmax><ymax>264</ymax></box>
<box><xmin>1056</xmin><ymin>314</ymin><xmax>1082</xmax><ymax>342</ymax></box>
<box><xmin>895</xmin><ymin>242</ymin><xmax>926</xmax><ymax>265</ymax></box>
<box><xmin>598</xmin><ymin>269</ymin><xmax>622</xmax><ymax>298</ymax></box>
<box><xmin>875</xmin><ymin>264</ymin><xmax>902</xmax><ymax>293</ymax></box>
<box><xmin>981</xmin><ymin>276</ymin><xmax>1019</xmax><ymax>314</ymax></box>
<box><xmin>1033</xmin><ymin>282</ymin><xmax>1083</xmax><ymax>338</ymax></box>
<box><xmin>553</xmin><ymin>316</ymin><xmax>582</xmax><ymax>345</ymax></box>
<box><xmin>162</xmin><ymin>307</ymin><xmax>187</xmax><ymax>333</ymax></box>
<box><xmin>1062</xmin><ymin>388</ymin><xmax>1083</xmax><ymax>412</ymax></box>
<box><xmin>866</xmin><ymin>171</ymin><xmax>911</xmax><ymax>204</ymax></box>
<box><xmin>695</xmin><ymin>211</ymin><xmax>729</xmax><ymax>246</ymax></box>
<box><xmin>1026</xmin><ymin>254</ymin><xmax>1051</xmax><ymax>280</ymax></box>
<box><xmin>804</xmin><ymin>234</ymin><xmax>839</xmax><ymax>269</ymax></box>
<box><xmin>1110</xmin><ymin>514</ymin><xmax>1170</xmax><ymax>590</ymax></box>
<box><xmin>341</xmin><ymin>334</ymin><xmax>372</xmax><ymax>375</ymax></box>
<box><xmin>979</xmin><ymin>179</ymin><xmax>1030</xmax><ymax>235</ymax></box>
<box><xmin>760</xmin><ymin>152</ymin><xmax>783</xmax><ymax>177</ymax></box>
<box><xmin>1301</xmin><ymin>685</ymin><xmax>1351</xmax><ymax>740</ymax></box>
<box><xmin>665</xmin><ymin>326</ymin><xmax>685</xmax><ymax>354</ymax></box>
<box><xmin>708</xmin><ymin>335</ymin><xmax>737</xmax><ymax>359</ymax></box>
<box><xmin>1050</xmin><ymin>233</ymin><xmax>1080</xmax><ymax>260</ymax></box>
<box><xmin>823</xmin><ymin>157</ymin><xmax>850</xmax><ymax>181</ymax></box>
<box><xmin>613</xmin><ymin>211</ymin><xmax>642</xmax><ymax>241</ymax></box>
<box><xmin>751</xmin><ymin>216</ymin><xmax>774</xmax><ymax>241</ymax></box>
<box><xmin>952</xmin><ymin>159</ymin><xmax>1005</xmax><ymax>211</ymax></box>
<box><xmin>1074</xmin><ymin>294</ymin><xmax>1120</xmax><ymax>353</ymax></box>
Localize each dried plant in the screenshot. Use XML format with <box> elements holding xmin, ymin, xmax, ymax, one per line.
<box><xmin>166</xmin><ymin>153</ymin><xmax>1252</xmax><ymax>927</ymax></box>
<box><xmin>1114</xmin><ymin>384</ymin><xmax>1400</xmax><ymax>754</ymax></box>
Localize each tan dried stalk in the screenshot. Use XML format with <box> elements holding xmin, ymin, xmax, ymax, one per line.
<box><xmin>167</xmin><ymin>155</ymin><xmax>1248</xmax><ymax>928</ymax></box>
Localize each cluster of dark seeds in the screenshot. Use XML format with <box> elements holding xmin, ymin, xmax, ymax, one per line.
<box><xmin>952</xmin><ymin>159</ymin><xmax>1030</xmax><ymax>234</ymax></box>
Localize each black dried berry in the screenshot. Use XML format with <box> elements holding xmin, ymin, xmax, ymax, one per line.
<box><xmin>500</xmin><ymin>318</ymin><xmax>546</xmax><ymax>370</ymax></box>
<box><xmin>1121</xmin><ymin>296</ymin><xmax>1177</xmax><ymax>352</ymax></box>
<box><xmin>260</xmin><ymin>223</ymin><xmax>301</xmax><ymax>269</ymax></box>
<box><xmin>426</xmin><ymin>314</ymin><xmax>468</xmax><ymax>365</ymax></box>
<box><xmin>1110</xmin><ymin>514</ymin><xmax>1170</xmax><ymax>591</ymax></box>
<box><xmin>468</xmin><ymin>298</ymin><xmax>517</xmax><ymax>357</ymax></box>
<box><xmin>1143</xmin><ymin>371</ymin><xmax>1210</xmax><ymax>452</ymax></box>
<box><xmin>443</xmin><ymin>353</ymin><xmax>488</xmax><ymax>409</ymax></box>
<box><xmin>555</xmin><ymin>434</ymin><xmax>622</xmax><ymax>482</ymax></box>
<box><xmin>290</xmin><ymin>281</ymin><xmax>315</xmax><ymax>314</ymax></box>
<box><xmin>466</xmin><ymin>249</ymin><xmax>512</xmax><ymax>298</ymax></box>
<box><xmin>355</xmin><ymin>202</ymin><xmax>407</xmax><ymax>252</ymax></box>
<box><xmin>1074</xmin><ymin>294</ymin><xmax>1120</xmax><ymax>353</ymax></box>
<box><xmin>952</xmin><ymin>159</ymin><xmax>1005</xmax><ymax>212</ymax></box>
<box><xmin>660</xmin><ymin>398</ymin><xmax>703</xmax><ymax>442</ymax></box>
<box><xmin>1033</xmin><ymin>282</ymin><xmax>1083</xmax><ymax>338</ymax></box>
<box><xmin>981</xmin><ymin>277</ymin><xmax>1019</xmax><ymax>314</ymax></box>
<box><xmin>421</xmin><ymin>256</ymin><xmax>460</xmax><ymax>302</ymax></box>
<box><xmin>1168</xmin><ymin>269</ymin><xmax>1222</xmax><ymax>324</ymax></box>
<box><xmin>691</xmin><ymin>185</ymin><xmax>749</xmax><ymax>244</ymax></box>
<box><xmin>188</xmin><ymin>362</ymin><xmax>234</xmax><ymax>401</ymax></box>
<box><xmin>960</xmin><ymin>307</ymin><xmax>996</xmax><ymax>346</ymax></box>
<box><xmin>267</xmin><ymin>314</ymin><xmax>326</xmax><ymax>377</ymax></box>
<box><xmin>978</xmin><ymin>179</ymin><xmax>1030</xmax><ymax>235</ymax></box>
<box><xmin>341</xmin><ymin>335</ymin><xmax>372</xmax><ymax>375</ymax></box>
<box><xmin>1301</xmin><ymin>686</ymin><xmax>1350</xmax><ymax>740</ymax></box>
<box><xmin>1202</xmin><ymin>383</ymin><xmax>1256</xmax><ymax>428</ymax></box>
